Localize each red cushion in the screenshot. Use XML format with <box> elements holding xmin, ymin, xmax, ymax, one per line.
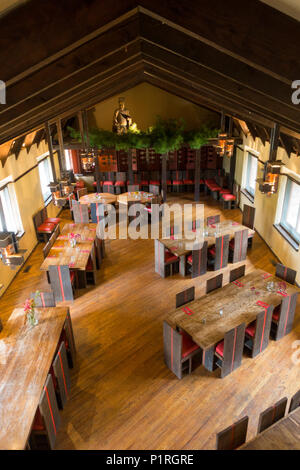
<box><xmin>172</xmin><ymin>180</ymin><xmax>183</xmax><ymax>185</ymax></box>
<box><xmin>208</xmin><ymin>247</ymin><xmax>216</xmax><ymax>256</ymax></box>
<box><xmin>32</xmin><ymin>408</ymin><xmax>45</xmax><ymax>431</ymax></box>
<box><xmin>166</xmin><ymin>180</ymin><xmax>172</xmax><ymax>185</ymax></box>
<box><xmin>165</xmin><ymin>251</ymin><xmax>179</xmax><ymax>263</ymax></box>
<box><xmin>150</xmin><ymin>180</ymin><xmax>160</xmax><ymax>185</ymax></box>
<box><xmin>245</xmin><ymin>322</ymin><xmax>256</xmax><ymax>337</ymax></box>
<box><xmin>222</xmin><ymin>194</ymin><xmax>236</xmax><ymax>201</ymax></box>
<box><xmin>103</xmin><ymin>181</ymin><xmax>113</xmax><ymax>185</ymax></box>
<box><xmin>184</xmin><ymin>180</ymin><xmax>194</xmax><ymax>184</ymax></box>
<box><xmin>181</xmin><ymin>331</ymin><xmax>200</xmax><ymax>358</ymax></box>
<box><xmin>187</xmin><ymin>254</ymin><xmax>193</xmax><ymax>264</ymax></box>
<box><xmin>272</xmin><ymin>305</ymin><xmax>280</xmax><ymax>322</ymax></box>
<box><xmin>45</xmin><ymin>218</ymin><xmax>60</xmax><ymax>225</ymax></box>
<box><xmin>37</xmin><ymin>223</ymin><xmax>55</xmax><ymax>233</ymax></box>
<box><xmin>219</xmin><ymin>189</ymin><xmax>231</xmax><ymax>194</ymax></box>
<box><xmin>115</xmin><ymin>181</ymin><xmax>125</xmax><ymax>186</ymax></box>
<box><xmin>70</xmin><ymin>270</ymin><xmax>75</xmax><ymax>283</ymax></box>
<box><xmin>200</xmin><ymin>179</ymin><xmax>205</xmax><ymax>184</ymax></box>
<box><xmin>141</xmin><ymin>180</ymin><xmax>149</xmax><ymax>185</ymax></box>
<box><xmin>86</xmin><ymin>258</ymin><xmax>93</xmax><ymax>271</ymax></box>
<box><xmin>216</xmin><ymin>340</ymin><xmax>224</xmax><ymax>357</ymax></box>
<box><xmin>75</xmin><ymin>181</ymin><xmax>85</xmax><ymax>188</ymax></box>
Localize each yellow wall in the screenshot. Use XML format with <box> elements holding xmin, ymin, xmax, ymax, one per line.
<box><xmin>235</xmin><ymin>134</ymin><xmax>300</xmax><ymax>284</ymax></box>
<box><xmin>88</xmin><ymin>82</ymin><xmax>219</xmax><ymax>131</ymax></box>
<box><xmin>0</xmin><ymin>142</ymin><xmax>61</xmax><ymax>298</ymax></box>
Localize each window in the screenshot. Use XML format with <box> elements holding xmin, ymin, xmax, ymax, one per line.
<box><xmin>245</xmin><ymin>153</ymin><xmax>258</xmax><ymax>197</ymax></box>
<box><xmin>0</xmin><ymin>183</ymin><xmax>24</xmax><ymax>236</ymax></box>
<box><xmin>38</xmin><ymin>157</ymin><xmax>53</xmax><ymax>202</ymax></box>
<box><xmin>280</xmin><ymin>179</ymin><xmax>300</xmax><ymax>243</ymax></box>
<box><xmin>65</xmin><ymin>150</ymin><xmax>73</xmax><ymax>171</ymax></box>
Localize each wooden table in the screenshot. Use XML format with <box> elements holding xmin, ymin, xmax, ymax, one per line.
<box><xmin>40</xmin><ymin>223</ymin><xmax>97</xmax><ymax>272</ymax></box>
<box><xmin>166</xmin><ymin>269</ymin><xmax>299</xmax><ymax>351</ymax></box>
<box><xmin>160</xmin><ymin>220</ymin><xmax>255</xmax><ymax>257</ymax></box>
<box><xmin>118</xmin><ymin>191</ymin><xmax>157</xmax><ymax>205</ymax></box>
<box><xmin>0</xmin><ymin>307</ymin><xmax>69</xmax><ymax>450</ymax></box>
<box><xmin>240</xmin><ymin>407</ymin><xmax>300</xmax><ymax>450</ymax></box>
<box><xmin>79</xmin><ymin>192</ymin><xmax>117</xmax><ymax>205</ymax></box>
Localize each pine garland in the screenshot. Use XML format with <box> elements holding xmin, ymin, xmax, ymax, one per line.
<box><xmin>68</xmin><ymin>118</ymin><xmax>219</xmax><ymax>153</ymax></box>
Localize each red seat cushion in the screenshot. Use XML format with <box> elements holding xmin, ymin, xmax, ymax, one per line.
<box><xmin>219</xmin><ymin>189</ymin><xmax>231</xmax><ymax>194</ymax></box>
<box><xmin>86</xmin><ymin>258</ymin><xmax>93</xmax><ymax>271</ymax></box>
<box><xmin>103</xmin><ymin>181</ymin><xmax>113</xmax><ymax>185</ymax></box>
<box><xmin>184</xmin><ymin>179</ymin><xmax>194</xmax><ymax>184</ymax></box>
<box><xmin>172</xmin><ymin>180</ymin><xmax>183</xmax><ymax>185</ymax></box>
<box><xmin>208</xmin><ymin>247</ymin><xmax>216</xmax><ymax>256</ymax></box>
<box><xmin>32</xmin><ymin>408</ymin><xmax>45</xmax><ymax>431</ymax></box>
<box><xmin>70</xmin><ymin>270</ymin><xmax>75</xmax><ymax>283</ymax></box>
<box><xmin>115</xmin><ymin>181</ymin><xmax>125</xmax><ymax>186</ymax></box>
<box><xmin>187</xmin><ymin>254</ymin><xmax>193</xmax><ymax>264</ymax></box>
<box><xmin>200</xmin><ymin>179</ymin><xmax>205</xmax><ymax>184</ymax></box>
<box><xmin>216</xmin><ymin>340</ymin><xmax>224</xmax><ymax>357</ymax></box>
<box><xmin>181</xmin><ymin>331</ymin><xmax>200</xmax><ymax>358</ymax></box>
<box><xmin>165</xmin><ymin>251</ymin><xmax>179</xmax><ymax>263</ymax></box>
<box><xmin>75</xmin><ymin>181</ymin><xmax>85</xmax><ymax>188</ymax></box>
<box><xmin>45</xmin><ymin>218</ymin><xmax>60</xmax><ymax>225</ymax></box>
<box><xmin>222</xmin><ymin>194</ymin><xmax>236</xmax><ymax>201</ymax></box>
<box><xmin>272</xmin><ymin>306</ymin><xmax>280</xmax><ymax>322</ymax></box>
<box><xmin>141</xmin><ymin>180</ymin><xmax>149</xmax><ymax>185</ymax></box>
<box><xmin>150</xmin><ymin>180</ymin><xmax>160</xmax><ymax>185</ymax></box>
<box><xmin>245</xmin><ymin>322</ymin><xmax>256</xmax><ymax>337</ymax></box>
<box><xmin>166</xmin><ymin>180</ymin><xmax>172</xmax><ymax>185</ymax></box>
<box><xmin>37</xmin><ymin>223</ymin><xmax>55</xmax><ymax>233</ymax></box>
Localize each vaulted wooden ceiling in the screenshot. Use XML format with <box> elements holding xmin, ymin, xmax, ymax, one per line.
<box><xmin>0</xmin><ymin>0</ymin><xmax>300</xmax><ymax>148</ymax></box>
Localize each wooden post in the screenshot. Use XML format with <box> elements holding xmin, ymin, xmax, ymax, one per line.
<box><xmin>229</xmin><ymin>144</ymin><xmax>237</xmax><ymax>192</ymax></box>
<box><xmin>45</xmin><ymin>121</ymin><xmax>57</xmax><ymax>182</ymax></box>
<box><xmin>161</xmin><ymin>153</ymin><xmax>167</xmax><ymax>202</ymax></box>
<box><xmin>56</xmin><ymin>118</ymin><xmax>66</xmax><ymax>173</ymax></box>
<box><xmin>194</xmin><ymin>148</ymin><xmax>201</xmax><ymax>202</ymax></box>
<box><xmin>94</xmin><ymin>153</ymin><xmax>101</xmax><ymax>193</ymax></box>
<box><xmin>77</xmin><ymin>111</ymin><xmax>86</xmax><ymax>150</ymax></box>
<box><xmin>83</xmin><ymin>109</ymin><xmax>90</xmax><ymax>148</ymax></box>
<box><xmin>269</xmin><ymin>123</ymin><xmax>280</xmax><ymax>162</ymax></box>
<box><xmin>128</xmin><ymin>148</ymin><xmax>133</xmax><ymax>184</ymax></box>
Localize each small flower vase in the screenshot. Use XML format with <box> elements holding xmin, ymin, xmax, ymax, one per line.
<box><xmin>70</xmin><ymin>238</ymin><xmax>76</xmax><ymax>248</ymax></box>
<box><xmin>27</xmin><ymin>309</ymin><xmax>38</xmax><ymax>328</ymax></box>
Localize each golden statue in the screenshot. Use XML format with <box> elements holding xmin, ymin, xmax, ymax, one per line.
<box><xmin>112</xmin><ymin>97</ymin><xmax>132</xmax><ymax>134</ymax></box>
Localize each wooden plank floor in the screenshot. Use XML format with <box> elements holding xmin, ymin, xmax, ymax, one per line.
<box><xmin>1</xmin><ymin>193</ymin><xmax>300</xmax><ymax>450</ymax></box>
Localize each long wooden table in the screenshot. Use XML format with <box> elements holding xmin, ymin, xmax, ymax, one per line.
<box><xmin>0</xmin><ymin>307</ymin><xmax>69</xmax><ymax>450</ymax></box>
<box><xmin>79</xmin><ymin>192</ymin><xmax>117</xmax><ymax>205</ymax></box>
<box><xmin>240</xmin><ymin>407</ymin><xmax>300</xmax><ymax>450</ymax></box>
<box><xmin>159</xmin><ymin>220</ymin><xmax>255</xmax><ymax>257</ymax></box>
<box><xmin>118</xmin><ymin>191</ymin><xmax>157</xmax><ymax>205</ymax></box>
<box><xmin>166</xmin><ymin>269</ymin><xmax>299</xmax><ymax>351</ymax></box>
<box><xmin>40</xmin><ymin>222</ymin><xmax>97</xmax><ymax>272</ymax></box>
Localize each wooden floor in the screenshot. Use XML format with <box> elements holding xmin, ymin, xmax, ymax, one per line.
<box><xmin>1</xmin><ymin>193</ymin><xmax>300</xmax><ymax>450</ymax></box>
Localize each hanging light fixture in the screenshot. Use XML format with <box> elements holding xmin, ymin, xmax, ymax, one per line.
<box><xmin>258</xmin><ymin>123</ymin><xmax>283</xmax><ymax>195</ymax></box>
<box><xmin>0</xmin><ymin>232</ymin><xmax>25</xmax><ymax>268</ymax></box>
<box><xmin>80</xmin><ymin>147</ymin><xmax>96</xmax><ymax>173</ymax></box>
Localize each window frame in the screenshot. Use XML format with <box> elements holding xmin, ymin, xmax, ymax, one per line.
<box><xmin>0</xmin><ymin>181</ymin><xmax>24</xmax><ymax>237</ymax></box>
<box><xmin>38</xmin><ymin>155</ymin><xmax>53</xmax><ymax>203</ymax></box>
<box><xmin>245</xmin><ymin>152</ymin><xmax>258</xmax><ymax>198</ymax></box>
<box><xmin>280</xmin><ymin>178</ymin><xmax>300</xmax><ymax>244</ymax></box>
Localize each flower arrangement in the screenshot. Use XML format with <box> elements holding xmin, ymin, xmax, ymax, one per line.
<box><xmin>69</xmin><ymin>232</ymin><xmax>81</xmax><ymax>247</ymax></box>
<box><xmin>24</xmin><ymin>290</ymin><xmax>40</xmax><ymax>327</ymax></box>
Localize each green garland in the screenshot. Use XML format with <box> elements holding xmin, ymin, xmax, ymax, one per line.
<box><xmin>68</xmin><ymin>118</ymin><xmax>219</xmax><ymax>153</ymax></box>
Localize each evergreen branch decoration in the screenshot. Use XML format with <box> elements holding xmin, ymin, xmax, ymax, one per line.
<box><xmin>68</xmin><ymin>118</ymin><xmax>219</xmax><ymax>153</ymax></box>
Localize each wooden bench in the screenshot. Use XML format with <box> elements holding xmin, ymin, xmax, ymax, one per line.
<box><xmin>33</xmin><ymin>207</ymin><xmax>60</xmax><ymax>242</ymax></box>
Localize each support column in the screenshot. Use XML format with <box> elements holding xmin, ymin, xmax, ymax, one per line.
<box><xmin>229</xmin><ymin>144</ymin><xmax>237</xmax><ymax>193</ymax></box>
<box><xmin>194</xmin><ymin>148</ymin><xmax>201</xmax><ymax>202</ymax></box>
<box><xmin>128</xmin><ymin>149</ymin><xmax>134</xmax><ymax>184</ymax></box>
<box><xmin>56</xmin><ymin>118</ymin><xmax>66</xmax><ymax>174</ymax></box>
<box><xmin>94</xmin><ymin>153</ymin><xmax>101</xmax><ymax>193</ymax></box>
<box><xmin>161</xmin><ymin>153</ymin><xmax>167</xmax><ymax>202</ymax></box>
<box><xmin>45</xmin><ymin>121</ymin><xmax>57</xmax><ymax>182</ymax></box>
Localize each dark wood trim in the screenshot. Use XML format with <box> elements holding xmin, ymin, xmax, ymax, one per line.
<box><xmin>240</xmin><ymin>188</ymin><xmax>254</xmax><ymax>204</ymax></box>
<box><xmin>45</xmin><ymin>121</ymin><xmax>57</xmax><ymax>182</ymax></box>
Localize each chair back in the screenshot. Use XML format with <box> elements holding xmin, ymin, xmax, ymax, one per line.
<box><xmin>206</xmin><ymin>273</ymin><xmax>223</xmax><ymax>294</ymax></box>
<box><xmin>38</xmin><ymin>374</ymin><xmax>61</xmax><ymax>449</ymax></box>
<box><xmin>220</xmin><ymin>323</ymin><xmax>246</xmax><ymax>378</ymax></box>
<box><xmin>207</xmin><ymin>215</ymin><xmax>220</xmax><ymax>226</ymax></box>
<box><xmin>30</xmin><ymin>291</ymin><xmax>56</xmax><ymax>307</ymax></box>
<box><xmin>230</xmin><ymin>265</ymin><xmax>246</xmax><ymax>282</ymax></box>
<box><xmin>176</xmin><ymin>286</ymin><xmax>195</xmax><ymax>308</ymax></box>
<box><xmin>43</xmin><ymin>241</ymin><xmax>52</xmax><ymax>259</ymax></box>
<box><xmin>77</xmin><ymin>187</ymin><xmax>88</xmax><ymax>200</ymax></box>
<box><xmin>52</xmin><ymin>342</ymin><xmax>71</xmax><ymax>409</ymax></box>
<box><xmin>214</xmin><ymin>234</ymin><xmax>229</xmax><ymax>270</ymax></box>
<box><xmin>90</xmin><ymin>202</ymin><xmax>105</xmax><ymax>224</ymax></box>
<box><xmin>289</xmin><ymin>390</ymin><xmax>300</xmax><ymax>413</ymax></box>
<box><xmin>149</xmin><ymin>184</ymin><xmax>160</xmax><ymax>195</ymax></box>
<box><xmin>163</xmin><ymin>321</ymin><xmax>183</xmax><ymax>379</ymax></box>
<box><xmin>275</xmin><ymin>263</ymin><xmax>297</xmax><ymax>285</ymax></box>
<box><xmin>191</xmin><ymin>241</ymin><xmax>208</xmax><ymax>278</ymax></box>
<box><xmin>232</xmin><ymin>229</ymin><xmax>248</xmax><ymax>263</ymax></box>
<box><xmin>128</xmin><ymin>185</ymin><xmax>140</xmax><ymax>192</ymax></box>
<box><xmin>63</xmin><ymin>310</ymin><xmax>76</xmax><ymax>367</ymax></box>
<box><xmin>258</xmin><ymin>397</ymin><xmax>287</xmax><ymax>433</ymax></box>
<box><xmin>251</xmin><ymin>305</ymin><xmax>273</xmax><ymax>357</ymax></box>
<box><xmin>216</xmin><ymin>416</ymin><xmax>249</xmax><ymax>450</ymax></box>
<box><xmin>242</xmin><ymin>204</ymin><xmax>255</xmax><ymax>229</ymax></box>
<box><xmin>49</xmin><ymin>265</ymin><xmax>74</xmax><ymax>302</ymax></box>
<box><xmin>274</xmin><ymin>293</ymin><xmax>298</xmax><ymax>340</ymax></box>
<box><xmin>72</xmin><ymin>202</ymin><xmax>89</xmax><ymax>223</ymax></box>
<box><xmin>116</xmin><ymin>172</ymin><xmax>126</xmax><ymax>181</ymax></box>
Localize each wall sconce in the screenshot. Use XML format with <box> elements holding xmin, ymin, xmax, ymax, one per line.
<box><xmin>0</xmin><ymin>232</ymin><xmax>25</xmax><ymax>268</ymax></box>
<box><xmin>258</xmin><ymin>160</ymin><xmax>284</xmax><ymax>195</ymax></box>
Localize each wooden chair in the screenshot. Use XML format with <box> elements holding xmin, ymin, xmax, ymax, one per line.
<box><xmin>244</xmin><ymin>305</ymin><xmax>273</xmax><ymax>358</ymax></box>
<box><xmin>207</xmin><ymin>234</ymin><xmax>229</xmax><ymax>270</ymax></box>
<box><xmin>52</xmin><ymin>342</ymin><xmax>71</xmax><ymax>409</ymax></box>
<box><xmin>229</xmin><ymin>265</ymin><xmax>246</xmax><ymax>283</ymax></box>
<box><xmin>149</xmin><ymin>184</ymin><xmax>160</xmax><ymax>195</ymax></box>
<box><xmin>114</xmin><ymin>172</ymin><xmax>126</xmax><ymax>194</ymax></box>
<box><xmin>258</xmin><ymin>398</ymin><xmax>288</xmax><ymax>433</ymax></box>
<box><xmin>43</xmin><ymin>240</ymin><xmax>52</xmax><ymax>259</ymax></box>
<box><xmin>162</xmin><ymin>224</ymin><xmax>179</xmax><ymax>239</ymax></box>
<box><xmin>77</xmin><ymin>187</ymin><xmax>88</xmax><ymax>200</ymax></box>
<box><xmin>30</xmin><ymin>291</ymin><xmax>56</xmax><ymax>308</ymax></box>
<box><xmin>154</xmin><ymin>240</ymin><xmax>179</xmax><ymax>278</ymax></box>
<box><xmin>206</xmin><ymin>273</ymin><xmax>223</xmax><ymax>294</ymax></box>
<box><xmin>242</xmin><ymin>204</ymin><xmax>255</xmax><ymax>247</ymax></box>
<box><xmin>175</xmin><ymin>286</ymin><xmax>195</xmax><ymax>308</ymax></box>
<box><xmin>186</xmin><ymin>241</ymin><xmax>208</xmax><ymax>278</ymax></box>
<box><xmin>187</xmin><ymin>219</ymin><xmax>202</xmax><ymax>232</ymax></box>
<box><xmin>203</xmin><ymin>323</ymin><xmax>246</xmax><ymax>378</ymax></box>
<box><xmin>163</xmin><ymin>321</ymin><xmax>202</xmax><ymax>379</ymax></box>
<box><xmin>271</xmin><ymin>293</ymin><xmax>299</xmax><ymax>341</ymax></box>
<box><xmin>90</xmin><ymin>202</ymin><xmax>105</xmax><ymax>224</ymax></box>
<box><xmin>216</xmin><ymin>416</ymin><xmax>249</xmax><ymax>450</ymax></box>
<box><xmin>29</xmin><ymin>374</ymin><xmax>61</xmax><ymax>450</ymax></box>
<box><xmin>48</xmin><ymin>265</ymin><xmax>76</xmax><ymax>302</ymax></box>
<box><xmin>229</xmin><ymin>229</ymin><xmax>248</xmax><ymax>263</ymax></box>
<box><xmin>289</xmin><ymin>390</ymin><xmax>300</xmax><ymax>413</ymax></box>
<box><xmin>60</xmin><ymin>310</ymin><xmax>76</xmax><ymax>368</ymax></box>
<box><xmin>128</xmin><ymin>184</ymin><xmax>140</xmax><ymax>192</ymax></box>
<box><xmin>275</xmin><ymin>263</ymin><xmax>297</xmax><ymax>285</ymax></box>
<box><xmin>72</xmin><ymin>201</ymin><xmax>89</xmax><ymax>223</ymax></box>
<box><xmin>207</xmin><ymin>215</ymin><xmax>220</xmax><ymax>226</ymax></box>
